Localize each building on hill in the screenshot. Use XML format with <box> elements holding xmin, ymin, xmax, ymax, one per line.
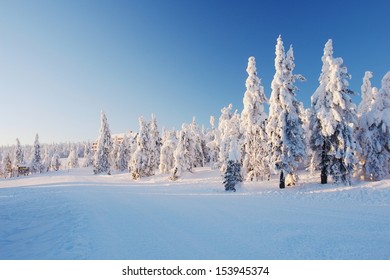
<box><xmin>92</xmin><ymin>132</ymin><xmax>136</xmax><ymax>152</ymax></box>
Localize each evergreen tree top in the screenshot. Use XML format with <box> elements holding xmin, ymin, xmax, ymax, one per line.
<box><xmin>381</xmin><ymin>71</ymin><xmax>390</xmax><ymax>90</ymax></box>
<box><xmin>272</xmin><ymin>35</ymin><xmax>285</xmax><ymax>88</ymax></box>
<box><xmin>242</xmin><ymin>55</ymin><xmax>267</xmax><ymax>132</ymax></box>
<box><xmin>34</xmin><ymin>134</ymin><xmax>40</xmax><ymax>147</ymax></box>
<box><xmin>318</xmin><ymin>39</ymin><xmax>333</xmax><ymax>85</ymax></box>
<box><xmin>358</xmin><ymin>71</ymin><xmax>374</xmax><ymax>116</ymax></box>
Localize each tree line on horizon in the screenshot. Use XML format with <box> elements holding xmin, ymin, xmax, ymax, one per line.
<box><xmin>1</xmin><ymin>36</ymin><xmax>389</xmax><ymax>190</ymax></box>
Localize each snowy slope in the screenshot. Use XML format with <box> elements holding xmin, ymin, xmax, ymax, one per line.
<box><xmin>0</xmin><ymin>167</ymin><xmax>389</xmax><ymax>260</ymax></box>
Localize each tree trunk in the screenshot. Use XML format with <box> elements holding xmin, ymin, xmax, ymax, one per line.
<box><xmin>279</xmin><ymin>171</ymin><xmax>285</xmax><ymax>189</ymax></box>
<box><xmin>321</xmin><ymin>167</ymin><xmax>327</xmax><ymax>184</ymax></box>
<box><xmin>321</xmin><ymin>142</ymin><xmax>328</xmax><ymax>184</ymax></box>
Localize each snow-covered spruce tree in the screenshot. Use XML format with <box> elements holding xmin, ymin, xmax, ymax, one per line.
<box><xmin>82</xmin><ymin>142</ymin><xmax>93</xmax><ymax>167</ymax></box>
<box><xmin>309</xmin><ymin>39</ymin><xmax>358</xmax><ymax>185</ymax></box>
<box><xmin>93</xmin><ymin>111</ymin><xmax>113</xmax><ymax>175</ymax></box>
<box><xmin>116</xmin><ymin>134</ymin><xmax>131</xmax><ymax>172</ymax></box>
<box><xmin>266</xmin><ymin>36</ymin><xmax>306</xmax><ymax>188</ymax></box>
<box><xmin>111</xmin><ymin>136</ymin><xmax>120</xmax><ymax>170</ymax></box>
<box><xmin>126</xmin><ymin>133</ymin><xmax>137</xmax><ymax>171</ymax></box>
<box><xmin>223</xmin><ymin>139</ymin><xmax>242</xmax><ymax>192</ymax></box>
<box><xmin>218</xmin><ymin>104</ymin><xmax>242</xmax><ymax>172</ymax></box>
<box><xmin>42</xmin><ymin>145</ymin><xmax>52</xmax><ymax>172</ymax></box>
<box><xmin>130</xmin><ymin>116</ymin><xmax>152</xmax><ymax>179</ymax></box>
<box><xmin>67</xmin><ymin>145</ymin><xmax>79</xmax><ymax>169</ymax></box>
<box><xmin>189</xmin><ymin>117</ymin><xmax>205</xmax><ymax>168</ymax></box>
<box><xmin>201</xmin><ymin>125</ymin><xmax>211</xmax><ymax>165</ymax></box>
<box><xmin>241</xmin><ymin>56</ymin><xmax>270</xmax><ymax>181</ymax></box>
<box><xmin>170</xmin><ymin>124</ymin><xmax>193</xmax><ymax>180</ymax></box>
<box><xmin>14</xmin><ymin>138</ymin><xmax>24</xmax><ymax>166</ymax></box>
<box><xmin>301</xmin><ymin>107</ymin><xmax>312</xmax><ymax>163</ymax></box>
<box><xmin>30</xmin><ymin>133</ymin><xmax>43</xmax><ymax>173</ymax></box>
<box><xmin>170</xmin><ymin>130</ymin><xmax>186</xmax><ymax>180</ymax></box>
<box><xmin>358</xmin><ymin>71</ymin><xmax>374</xmax><ymax>117</ymax></box>
<box><xmin>159</xmin><ymin>129</ymin><xmax>177</xmax><ymax>174</ymax></box>
<box><xmin>283</xmin><ymin>45</ymin><xmax>307</xmax><ymax>182</ymax></box>
<box><xmin>2</xmin><ymin>154</ymin><xmax>13</xmax><ymax>178</ymax></box>
<box><xmin>324</xmin><ymin>51</ymin><xmax>359</xmax><ymax>185</ymax></box>
<box><xmin>357</xmin><ymin>71</ymin><xmax>376</xmax><ymax>178</ymax></box>
<box><xmin>206</xmin><ymin>116</ymin><xmax>220</xmax><ymax>169</ymax></box>
<box><xmin>223</xmin><ymin>110</ymin><xmax>242</xmax><ymax>173</ymax></box>
<box><xmin>358</xmin><ymin>71</ymin><xmax>390</xmax><ymax>180</ymax></box>
<box><xmin>50</xmin><ymin>152</ymin><xmax>61</xmax><ymax>171</ymax></box>
<box><xmin>128</xmin><ymin>133</ymin><xmax>137</xmax><ymax>156</ymax></box>
<box><xmin>218</xmin><ymin>104</ymin><xmax>234</xmax><ymax>171</ymax></box>
<box><xmin>149</xmin><ymin>114</ymin><xmax>161</xmax><ymax>173</ymax></box>
<box><xmin>309</xmin><ymin>39</ymin><xmax>333</xmax><ymax>184</ymax></box>
<box><xmin>159</xmin><ymin>129</ymin><xmax>168</xmax><ymax>173</ymax></box>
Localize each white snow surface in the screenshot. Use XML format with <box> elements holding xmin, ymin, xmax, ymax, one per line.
<box><xmin>0</xmin><ymin>167</ymin><xmax>389</xmax><ymax>260</ymax></box>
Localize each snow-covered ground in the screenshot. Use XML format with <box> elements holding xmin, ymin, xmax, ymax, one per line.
<box><xmin>0</xmin><ymin>167</ymin><xmax>389</xmax><ymax>260</ymax></box>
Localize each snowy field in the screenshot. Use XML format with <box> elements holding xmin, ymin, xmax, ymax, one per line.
<box><xmin>0</xmin><ymin>167</ymin><xmax>389</xmax><ymax>260</ymax></box>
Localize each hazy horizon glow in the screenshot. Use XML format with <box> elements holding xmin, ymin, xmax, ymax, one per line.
<box><xmin>1</xmin><ymin>0</ymin><xmax>389</xmax><ymax>146</ymax></box>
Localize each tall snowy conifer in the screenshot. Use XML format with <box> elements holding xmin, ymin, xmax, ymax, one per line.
<box><xmin>30</xmin><ymin>133</ymin><xmax>43</xmax><ymax>173</ymax></box>
<box><xmin>171</xmin><ymin>127</ymin><xmax>190</xmax><ymax>180</ymax></box>
<box><xmin>357</xmin><ymin>71</ymin><xmax>376</xmax><ymax>178</ymax></box>
<box><xmin>218</xmin><ymin>104</ymin><xmax>242</xmax><ymax>172</ymax></box>
<box><xmin>42</xmin><ymin>145</ymin><xmax>52</xmax><ymax>172</ymax></box>
<box><xmin>130</xmin><ymin>116</ymin><xmax>151</xmax><ymax>179</ymax></box>
<box><xmin>358</xmin><ymin>71</ymin><xmax>390</xmax><ymax>180</ymax></box>
<box><xmin>283</xmin><ymin>45</ymin><xmax>307</xmax><ymax>184</ymax></box>
<box><xmin>218</xmin><ymin>104</ymin><xmax>234</xmax><ymax>171</ymax></box>
<box><xmin>116</xmin><ymin>134</ymin><xmax>131</xmax><ymax>172</ymax></box>
<box><xmin>189</xmin><ymin>117</ymin><xmax>205</xmax><ymax>168</ymax></box>
<box><xmin>93</xmin><ymin>111</ymin><xmax>113</xmax><ymax>175</ymax></box>
<box><xmin>201</xmin><ymin>125</ymin><xmax>210</xmax><ymax>164</ymax></box>
<box><xmin>206</xmin><ymin>116</ymin><xmax>220</xmax><ymax>169</ymax></box>
<box><xmin>67</xmin><ymin>145</ymin><xmax>79</xmax><ymax>169</ymax></box>
<box><xmin>309</xmin><ymin>39</ymin><xmax>358</xmax><ymax>185</ymax></box>
<box><xmin>50</xmin><ymin>153</ymin><xmax>61</xmax><ymax>171</ymax></box>
<box><xmin>82</xmin><ymin>142</ymin><xmax>93</xmax><ymax>167</ymax></box>
<box><xmin>2</xmin><ymin>154</ymin><xmax>13</xmax><ymax>178</ymax></box>
<box><xmin>14</xmin><ymin>138</ymin><xmax>24</xmax><ymax>166</ymax></box>
<box><xmin>159</xmin><ymin>129</ymin><xmax>177</xmax><ymax>174</ymax></box>
<box><xmin>241</xmin><ymin>56</ymin><xmax>270</xmax><ymax>181</ymax></box>
<box><xmin>169</xmin><ymin>118</ymin><xmax>207</xmax><ymax>180</ymax></box>
<box><xmin>225</xmin><ymin>112</ymin><xmax>241</xmax><ymax>173</ymax></box>
<box><xmin>266</xmin><ymin>36</ymin><xmax>306</xmax><ymax>188</ymax></box>
<box><xmin>150</xmin><ymin>114</ymin><xmax>161</xmax><ymax>173</ymax></box>
<box><xmin>170</xmin><ymin>123</ymin><xmax>200</xmax><ymax>180</ymax></box>
<box><xmin>126</xmin><ymin>134</ymin><xmax>137</xmax><ymax>169</ymax></box>
<box><xmin>111</xmin><ymin>136</ymin><xmax>120</xmax><ymax>170</ymax></box>
<box><xmin>358</xmin><ymin>71</ymin><xmax>374</xmax><ymax>117</ymax></box>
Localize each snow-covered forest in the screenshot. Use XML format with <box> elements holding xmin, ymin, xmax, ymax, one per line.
<box><xmin>1</xmin><ymin>36</ymin><xmax>389</xmax><ymax>188</ymax></box>
<box><xmin>1</xmin><ymin>35</ymin><xmax>390</xmax><ymax>261</ymax></box>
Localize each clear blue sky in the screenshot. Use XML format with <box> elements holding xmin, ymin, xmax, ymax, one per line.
<box><xmin>0</xmin><ymin>0</ymin><xmax>389</xmax><ymax>146</ymax></box>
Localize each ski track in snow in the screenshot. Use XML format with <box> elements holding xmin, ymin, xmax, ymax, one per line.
<box><xmin>0</xmin><ymin>167</ymin><xmax>389</xmax><ymax>260</ymax></box>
